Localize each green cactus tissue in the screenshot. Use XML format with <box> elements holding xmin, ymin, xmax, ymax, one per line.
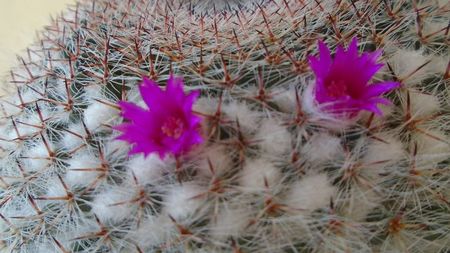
<box><xmin>0</xmin><ymin>0</ymin><xmax>449</xmax><ymax>252</ymax></box>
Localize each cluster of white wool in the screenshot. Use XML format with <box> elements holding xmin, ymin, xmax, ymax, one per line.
<box><xmin>414</xmin><ymin>129</ymin><xmax>450</xmax><ymax>165</ymax></box>
<box><xmin>195</xmin><ymin>145</ymin><xmax>232</xmax><ymax>178</ymax></box>
<box><xmin>64</xmin><ymin>151</ymin><xmax>103</xmax><ymax>188</ymax></box>
<box><xmin>91</xmin><ymin>186</ymin><xmax>138</xmax><ymax>224</ymax></box>
<box><xmin>302</xmin><ymin>132</ymin><xmax>342</xmax><ymax>164</ymax></box>
<box><xmin>83</xmin><ymin>101</ymin><xmax>120</xmax><ymax>131</ymax></box>
<box><xmin>362</xmin><ymin>136</ymin><xmax>405</xmax><ymax>179</ymax></box>
<box><xmin>61</xmin><ymin>122</ymin><xmax>86</xmax><ymax>150</ymax></box>
<box><xmin>21</xmin><ymin>139</ymin><xmax>54</xmax><ymax>173</ymax></box>
<box><xmin>209</xmin><ymin>199</ymin><xmax>254</xmax><ymax>241</ymax></box>
<box><xmin>0</xmin><ymin>0</ymin><xmax>448</xmax><ymax>252</ymax></box>
<box><xmin>222</xmin><ymin>101</ymin><xmax>260</xmax><ymax>133</ymax></box>
<box><xmin>283</xmin><ymin>173</ymin><xmax>336</xmax><ymax>212</ymax></box>
<box><xmin>163</xmin><ymin>182</ymin><xmax>206</xmax><ymax>221</ymax></box>
<box><xmin>126</xmin><ymin>153</ymin><xmax>170</xmax><ymax>185</ymax></box>
<box><xmin>408</xmin><ymin>90</ymin><xmax>441</xmax><ymax>118</ymax></box>
<box><xmin>239</xmin><ymin>158</ymin><xmax>281</xmax><ymax>192</ymax></box>
<box><xmin>255</xmin><ymin>118</ymin><xmax>291</xmax><ymax>157</ymax></box>
<box><xmin>391</xmin><ymin>49</ymin><xmax>433</xmax><ymax>86</ymax></box>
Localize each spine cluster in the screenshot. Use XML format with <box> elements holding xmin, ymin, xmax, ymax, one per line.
<box><xmin>0</xmin><ymin>0</ymin><xmax>448</xmax><ymax>252</ymax></box>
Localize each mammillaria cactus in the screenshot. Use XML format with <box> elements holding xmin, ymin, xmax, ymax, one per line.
<box><xmin>0</xmin><ymin>0</ymin><xmax>449</xmax><ymax>252</ymax></box>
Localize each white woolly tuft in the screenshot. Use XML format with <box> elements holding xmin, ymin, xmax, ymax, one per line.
<box><xmin>103</xmin><ymin>139</ymin><xmax>129</xmax><ymax>165</ymax></box>
<box><xmin>91</xmin><ymin>186</ymin><xmax>136</xmax><ymax>224</ymax></box>
<box><xmin>193</xmin><ymin>97</ymin><xmax>218</xmax><ymax>116</ymax></box>
<box><xmin>391</xmin><ymin>49</ymin><xmax>431</xmax><ymax>86</ymax></box>
<box><xmin>163</xmin><ymin>182</ymin><xmax>206</xmax><ymax>222</ymax></box>
<box><xmin>64</xmin><ymin>151</ymin><xmax>103</xmax><ymax>188</ymax></box>
<box><xmin>0</xmin><ymin>97</ymin><xmax>22</xmax><ymax>116</ymax></box>
<box><xmin>61</xmin><ymin>123</ymin><xmax>86</xmax><ymax>151</ymax></box>
<box><xmin>15</xmin><ymin>113</ymin><xmax>43</xmax><ymax>137</ymax></box>
<box><xmin>34</xmin><ymin>244</ymin><xmax>58</xmax><ymax>253</ymax></box>
<box><xmin>223</xmin><ymin>101</ymin><xmax>259</xmax><ymax>133</ymax></box>
<box><xmin>255</xmin><ymin>118</ymin><xmax>292</xmax><ymax>157</ymax></box>
<box><xmin>414</xmin><ymin>129</ymin><xmax>450</xmax><ymax>165</ymax></box>
<box><xmin>126</xmin><ymin>153</ymin><xmax>170</xmax><ymax>185</ymax></box>
<box><xmin>44</xmin><ymin>178</ymin><xmax>67</xmax><ymax>199</ymax></box>
<box><xmin>239</xmin><ymin>158</ymin><xmax>281</xmax><ymax>192</ymax></box>
<box><xmin>0</xmin><ymin>125</ymin><xmax>19</xmax><ymax>151</ymax></box>
<box><xmin>0</xmin><ymin>159</ymin><xmax>23</xmax><ymax>186</ymax></box>
<box><xmin>16</xmin><ymin>90</ymin><xmax>39</xmax><ymax>105</ymax></box>
<box><xmin>272</xmin><ymin>86</ymin><xmax>297</xmax><ymax>113</ymax></box>
<box><xmin>83</xmin><ymin>101</ymin><xmax>119</xmax><ymax>132</ymax></box>
<box><xmin>83</xmin><ymin>84</ymin><xmax>102</xmax><ymax>100</ymax></box>
<box><xmin>428</xmin><ymin>55</ymin><xmax>448</xmax><ymax>75</ymax></box>
<box><xmin>123</xmin><ymin>86</ymin><xmax>145</xmax><ymax>108</ymax></box>
<box><xmin>210</xmin><ymin>205</ymin><xmax>252</xmax><ymax>240</ymax></box>
<box><xmin>0</xmin><ymin>196</ymin><xmax>38</xmax><ymax>227</ymax></box>
<box><xmin>131</xmin><ymin>216</ymin><xmax>176</xmax><ymax>250</ymax></box>
<box><xmin>436</xmin><ymin>0</ymin><xmax>449</xmax><ymax>7</ymax></box>
<box><xmin>363</xmin><ymin>134</ymin><xmax>405</xmax><ymax>169</ymax></box>
<box><xmin>423</xmin><ymin>20</ymin><xmax>449</xmax><ymax>40</ymax></box>
<box><xmin>409</xmin><ymin>91</ymin><xmax>440</xmax><ymax>118</ymax></box>
<box><xmin>196</xmin><ymin>145</ymin><xmax>232</xmax><ymax>178</ymax></box>
<box><xmin>283</xmin><ymin>173</ymin><xmax>336</xmax><ymax>212</ymax></box>
<box><xmin>302</xmin><ymin>132</ymin><xmax>342</xmax><ymax>164</ymax></box>
<box><xmin>22</xmin><ymin>140</ymin><xmax>53</xmax><ymax>173</ymax></box>
<box><xmin>302</xmin><ymin>83</ymin><xmax>320</xmax><ymax>116</ymax></box>
<box><xmin>343</xmin><ymin>188</ymin><xmax>381</xmax><ymax>222</ymax></box>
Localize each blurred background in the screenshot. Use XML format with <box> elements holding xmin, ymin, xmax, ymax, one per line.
<box><xmin>0</xmin><ymin>0</ymin><xmax>74</xmax><ymax>94</ymax></box>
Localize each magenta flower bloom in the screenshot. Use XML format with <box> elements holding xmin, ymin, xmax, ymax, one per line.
<box><xmin>115</xmin><ymin>76</ymin><xmax>203</xmax><ymax>158</ymax></box>
<box><xmin>309</xmin><ymin>38</ymin><xmax>400</xmax><ymax>116</ymax></box>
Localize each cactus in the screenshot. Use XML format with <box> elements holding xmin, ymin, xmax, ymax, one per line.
<box><xmin>0</xmin><ymin>0</ymin><xmax>449</xmax><ymax>252</ymax></box>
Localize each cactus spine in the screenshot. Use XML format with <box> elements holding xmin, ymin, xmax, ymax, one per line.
<box><xmin>0</xmin><ymin>0</ymin><xmax>449</xmax><ymax>252</ymax></box>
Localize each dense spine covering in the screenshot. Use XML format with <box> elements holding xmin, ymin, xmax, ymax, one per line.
<box><xmin>0</xmin><ymin>0</ymin><xmax>449</xmax><ymax>252</ymax></box>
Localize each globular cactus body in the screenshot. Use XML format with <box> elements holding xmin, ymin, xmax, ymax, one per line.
<box><xmin>0</xmin><ymin>0</ymin><xmax>449</xmax><ymax>252</ymax></box>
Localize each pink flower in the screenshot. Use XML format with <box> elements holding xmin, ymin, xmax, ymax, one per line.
<box><xmin>114</xmin><ymin>76</ymin><xmax>203</xmax><ymax>158</ymax></box>
<box><xmin>308</xmin><ymin>38</ymin><xmax>400</xmax><ymax>117</ymax></box>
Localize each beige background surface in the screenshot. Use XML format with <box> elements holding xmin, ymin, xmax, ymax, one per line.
<box><xmin>0</xmin><ymin>0</ymin><xmax>75</xmax><ymax>94</ymax></box>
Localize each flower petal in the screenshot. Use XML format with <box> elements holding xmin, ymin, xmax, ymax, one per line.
<box><xmin>166</xmin><ymin>75</ymin><xmax>185</xmax><ymax>101</ymax></box>
<box><xmin>347</xmin><ymin>37</ymin><xmax>359</xmax><ymax>58</ymax></box>
<box><xmin>308</xmin><ymin>41</ymin><xmax>333</xmax><ymax>76</ymax></box>
<box><xmin>183</xmin><ymin>90</ymin><xmax>200</xmax><ymax>113</ymax></box>
<box><xmin>115</xmin><ymin>76</ymin><xmax>203</xmax><ymax>159</ymax></box>
<box><xmin>318</xmin><ymin>40</ymin><xmax>332</xmax><ymax>66</ymax></box>
<box><xmin>309</xmin><ymin>38</ymin><xmax>399</xmax><ymax>118</ymax></box>
<box><xmin>118</xmin><ymin>101</ymin><xmax>146</xmax><ymax>119</ymax></box>
<box><xmin>365</xmin><ymin>82</ymin><xmax>400</xmax><ymax>98</ymax></box>
<box><xmin>139</xmin><ymin>78</ymin><xmax>165</xmax><ymax>111</ymax></box>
